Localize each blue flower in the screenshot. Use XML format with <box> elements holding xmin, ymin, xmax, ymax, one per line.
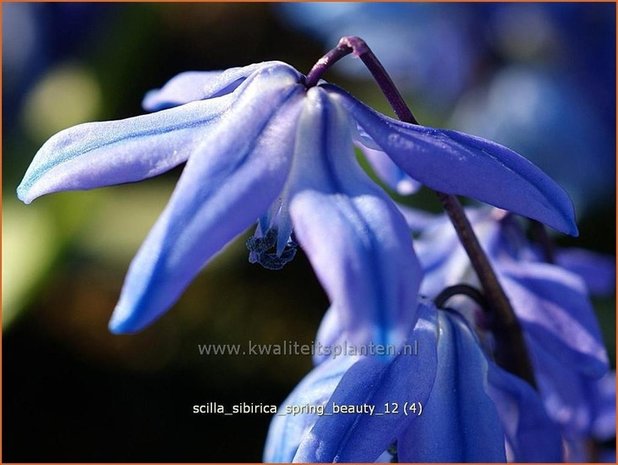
<box><xmin>18</xmin><ymin>61</ymin><xmax>576</xmax><ymax>343</ymax></box>
<box><xmin>406</xmin><ymin>206</ymin><xmax>613</xmax><ymax>449</ymax></box>
<box><xmin>265</xmin><ymin>299</ymin><xmax>563</xmax><ymax>462</ymax></box>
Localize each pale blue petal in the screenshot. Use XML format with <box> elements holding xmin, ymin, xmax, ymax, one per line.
<box><xmin>398</xmin><ymin>311</ymin><xmax>506</xmax><ymax>462</ymax></box>
<box><xmin>487</xmin><ymin>359</ymin><xmax>563</xmax><ymax>462</ymax></box>
<box><xmin>500</xmin><ymin>261</ymin><xmax>609</xmax><ymax>377</ymax></box>
<box><xmin>394</xmin><ymin>205</ymin><xmax>442</xmax><ymax>234</ymax></box>
<box><xmin>556</xmin><ymin>248</ymin><xmax>616</xmax><ymax>296</ymax></box>
<box><xmin>142</xmin><ymin>71</ymin><xmax>230</xmax><ymax>111</ymax></box>
<box><xmin>413</xmin><ymin>210</ymin><xmax>497</xmax><ymax>298</ymax></box>
<box><xmin>288</xmin><ymin>86</ymin><xmax>422</xmax><ymax>350</ymax></box>
<box><xmin>529</xmin><ymin>342</ymin><xmax>593</xmax><ymax>436</ymax></box>
<box><xmin>294</xmin><ymin>300</ymin><xmax>438</xmax><ymax>463</ymax></box>
<box><xmin>327</xmin><ymin>85</ymin><xmax>578</xmax><ymax>236</ymax></box>
<box><xmin>109</xmin><ymin>65</ymin><xmax>303</xmax><ymax>333</ymax></box>
<box><xmin>263</xmin><ymin>356</ymin><xmax>358</xmax><ymax>463</ymax></box>
<box><xmin>17</xmin><ymin>93</ymin><xmax>237</xmax><ymax>205</ymax></box>
<box><xmin>142</xmin><ymin>61</ymin><xmax>285</xmax><ymax>111</ymax></box>
<box><xmin>360</xmin><ymin>144</ymin><xmax>420</xmax><ymax>195</ymax></box>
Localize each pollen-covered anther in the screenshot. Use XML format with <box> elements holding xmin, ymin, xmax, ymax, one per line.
<box><xmin>246</xmin><ymin>228</ymin><xmax>297</xmax><ymax>271</ymax></box>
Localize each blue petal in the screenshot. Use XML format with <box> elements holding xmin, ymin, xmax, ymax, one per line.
<box><xmin>359</xmin><ymin>144</ymin><xmax>420</xmax><ymax>195</ymax></box>
<box><xmin>294</xmin><ymin>300</ymin><xmax>438</xmax><ymax>462</ymax></box>
<box><xmin>556</xmin><ymin>248</ymin><xmax>616</xmax><ymax>296</ymax></box>
<box><xmin>313</xmin><ymin>305</ymin><xmax>342</xmax><ymax>366</ymax></box>
<box><xmin>142</xmin><ymin>61</ymin><xmax>285</xmax><ymax>111</ymax></box>
<box><xmin>398</xmin><ymin>311</ymin><xmax>506</xmax><ymax>462</ymax></box>
<box><xmin>109</xmin><ymin>65</ymin><xmax>303</xmax><ymax>333</ymax></box>
<box><xmin>17</xmin><ymin>93</ymin><xmax>237</xmax><ymax>204</ymax></box>
<box><xmin>487</xmin><ymin>359</ymin><xmax>563</xmax><ymax>462</ymax></box>
<box><xmin>327</xmin><ymin>85</ymin><xmax>578</xmax><ymax>236</ymax></box>
<box><xmin>287</xmin><ymin>86</ymin><xmax>423</xmax><ymax>350</ymax></box>
<box><xmin>394</xmin><ymin>205</ymin><xmax>442</xmax><ymax>234</ymax></box>
<box><xmin>263</xmin><ymin>355</ymin><xmax>358</xmax><ymax>463</ymax></box>
<box><xmin>500</xmin><ymin>261</ymin><xmax>609</xmax><ymax>377</ymax></box>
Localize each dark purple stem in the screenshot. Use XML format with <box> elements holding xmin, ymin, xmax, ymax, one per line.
<box><xmin>307</xmin><ymin>36</ymin><xmax>536</xmax><ymax>387</ymax></box>
<box><xmin>305</xmin><ymin>37</ymin><xmax>418</xmax><ymax>124</ymax></box>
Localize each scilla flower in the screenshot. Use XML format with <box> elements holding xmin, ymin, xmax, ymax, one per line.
<box><xmin>405</xmin><ymin>206</ymin><xmax>613</xmax><ymax>454</ymax></box>
<box><xmin>18</xmin><ymin>59</ymin><xmax>576</xmax><ymax>347</ymax></box>
<box><xmin>265</xmin><ymin>298</ymin><xmax>563</xmax><ymax>462</ymax></box>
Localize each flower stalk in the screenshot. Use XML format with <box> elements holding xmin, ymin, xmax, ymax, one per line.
<box><xmin>307</xmin><ymin>36</ymin><xmax>536</xmax><ymax>387</ymax></box>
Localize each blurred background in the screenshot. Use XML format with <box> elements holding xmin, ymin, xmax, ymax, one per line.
<box><xmin>3</xmin><ymin>3</ymin><xmax>615</xmax><ymax>461</ymax></box>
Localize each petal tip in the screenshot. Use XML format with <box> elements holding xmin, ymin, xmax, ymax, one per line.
<box><xmin>108</xmin><ymin>305</ymin><xmax>141</xmax><ymax>334</ymax></box>
<box><xmin>141</xmin><ymin>91</ymin><xmax>158</xmax><ymax>112</ymax></box>
<box><xmin>560</xmin><ymin>215</ymin><xmax>579</xmax><ymax>237</ymax></box>
<box><xmin>16</xmin><ymin>184</ymin><xmax>34</xmax><ymax>205</ymax></box>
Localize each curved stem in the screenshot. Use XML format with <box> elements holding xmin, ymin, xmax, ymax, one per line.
<box><xmin>434</xmin><ymin>283</ymin><xmax>488</xmax><ymax>310</ymax></box>
<box><xmin>307</xmin><ymin>36</ymin><xmax>536</xmax><ymax>387</ymax></box>
<box><xmin>305</xmin><ymin>37</ymin><xmax>418</xmax><ymax>123</ymax></box>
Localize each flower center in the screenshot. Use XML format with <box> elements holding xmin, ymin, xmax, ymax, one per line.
<box><xmin>246</xmin><ymin>227</ymin><xmax>297</xmax><ymax>271</ymax></box>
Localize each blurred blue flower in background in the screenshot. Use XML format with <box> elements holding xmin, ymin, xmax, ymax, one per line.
<box><xmin>407</xmin><ymin>206</ymin><xmax>615</xmax><ymax>460</ymax></box>
<box><xmin>4</xmin><ymin>3</ymin><xmax>112</xmax><ymax>122</ymax></box>
<box><xmin>451</xmin><ymin>66</ymin><xmax>614</xmax><ymax>213</ymax></box>
<box><xmin>279</xmin><ymin>2</ymin><xmax>616</xmax><ymax>214</ymax></box>
<box><xmin>279</xmin><ymin>3</ymin><xmax>480</xmax><ymax>109</ymax></box>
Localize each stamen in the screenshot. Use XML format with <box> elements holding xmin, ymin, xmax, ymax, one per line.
<box><xmin>246</xmin><ymin>228</ymin><xmax>297</xmax><ymax>271</ymax></box>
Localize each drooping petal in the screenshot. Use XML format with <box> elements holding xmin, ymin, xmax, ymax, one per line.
<box><xmin>326</xmin><ymin>84</ymin><xmax>578</xmax><ymax>236</ymax></box>
<box><xmin>263</xmin><ymin>355</ymin><xmax>358</xmax><ymax>463</ymax></box>
<box><xmin>359</xmin><ymin>144</ymin><xmax>420</xmax><ymax>195</ymax></box>
<box><xmin>294</xmin><ymin>300</ymin><xmax>438</xmax><ymax>463</ymax></box>
<box><xmin>486</xmin><ymin>359</ymin><xmax>563</xmax><ymax>462</ymax></box>
<box><xmin>17</xmin><ymin>92</ymin><xmax>237</xmax><ymax>204</ymax></box>
<box><xmin>556</xmin><ymin>248</ymin><xmax>616</xmax><ymax>296</ymax></box>
<box><xmin>398</xmin><ymin>311</ymin><xmax>506</xmax><ymax>462</ymax></box>
<box><xmin>500</xmin><ymin>261</ymin><xmax>609</xmax><ymax>377</ymax></box>
<box><xmin>109</xmin><ymin>65</ymin><xmax>304</xmax><ymax>333</ymax></box>
<box><xmin>287</xmin><ymin>86</ymin><xmax>423</xmax><ymax>350</ymax></box>
<box><xmin>142</xmin><ymin>61</ymin><xmax>285</xmax><ymax>111</ymax></box>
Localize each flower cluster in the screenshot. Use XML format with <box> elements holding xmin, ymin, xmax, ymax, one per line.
<box><xmin>18</xmin><ymin>42</ymin><xmax>613</xmax><ymax>462</ymax></box>
<box><xmin>265</xmin><ymin>207</ymin><xmax>614</xmax><ymax>461</ymax></box>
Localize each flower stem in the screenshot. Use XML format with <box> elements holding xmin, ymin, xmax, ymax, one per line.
<box><xmin>305</xmin><ymin>37</ymin><xmax>418</xmax><ymax>124</ymax></box>
<box><xmin>434</xmin><ymin>283</ymin><xmax>488</xmax><ymax>310</ymax></box>
<box><xmin>307</xmin><ymin>36</ymin><xmax>536</xmax><ymax>387</ymax></box>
